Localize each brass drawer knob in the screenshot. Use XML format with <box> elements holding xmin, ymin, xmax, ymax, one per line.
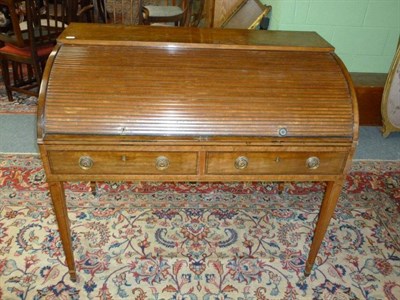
<box><xmin>78</xmin><ymin>156</ymin><xmax>94</xmax><ymax>170</ymax></box>
<box><xmin>234</xmin><ymin>156</ymin><xmax>249</xmax><ymax>170</ymax></box>
<box><xmin>306</xmin><ymin>156</ymin><xmax>320</xmax><ymax>169</ymax></box>
<box><xmin>155</xmin><ymin>156</ymin><xmax>170</xmax><ymax>171</ymax></box>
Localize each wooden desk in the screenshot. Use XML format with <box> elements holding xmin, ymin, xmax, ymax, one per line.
<box><xmin>37</xmin><ymin>23</ymin><xmax>358</xmax><ymax>282</ymax></box>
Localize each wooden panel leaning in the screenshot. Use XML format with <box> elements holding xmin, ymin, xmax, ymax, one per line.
<box><xmin>37</xmin><ymin>23</ymin><xmax>359</xmax><ymax>282</ymax></box>
<box><xmin>221</xmin><ymin>0</ymin><xmax>272</xmax><ymax>29</ymax></box>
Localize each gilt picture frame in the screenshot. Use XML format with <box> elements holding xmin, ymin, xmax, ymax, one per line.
<box><xmin>382</xmin><ymin>44</ymin><xmax>400</xmax><ymax>137</ymax></box>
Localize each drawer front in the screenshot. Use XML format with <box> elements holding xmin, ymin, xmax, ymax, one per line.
<box><xmin>48</xmin><ymin>151</ymin><xmax>198</xmax><ymax>175</ymax></box>
<box><xmin>206</xmin><ymin>152</ymin><xmax>347</xmax><ymax>175</ymax></box>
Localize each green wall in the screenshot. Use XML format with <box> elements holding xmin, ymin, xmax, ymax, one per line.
<box><xmin>261</xmin><ymin>0</ymin><xmax>400</xmax><ymax>73</ymax></box>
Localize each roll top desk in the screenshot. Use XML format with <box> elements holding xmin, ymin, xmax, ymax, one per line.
<box><xmin>37</xmin><ymin>23</ymin><xmax>358</xmax><ymax>281</ymax></box>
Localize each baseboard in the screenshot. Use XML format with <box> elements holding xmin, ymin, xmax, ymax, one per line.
<box><xmin>350</xmin><ymin>72</ymin><xmax>387</xmax><ymax>126</ymax></box>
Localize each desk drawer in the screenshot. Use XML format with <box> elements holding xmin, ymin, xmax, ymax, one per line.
<box><xmin>206</xmin><ymin>152</ymin><xmax>347</xmax><ymax>175</ymax></box>
<box><xmin>48</xmin><ymin>151</ymin><xmax>198</xmax><ymax>175</ymax></box>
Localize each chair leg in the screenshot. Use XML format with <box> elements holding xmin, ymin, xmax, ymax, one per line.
<box><xmin>191</xmin><ymin>0</ymin><xmax>205</xmax><ymax>27</ymax></box>
<box><xmin>12</xmin><ymin>62</ymin><xmax>24</xmax><ymax>87</ymax></box>
<box><xmin>32</xmin><ymin>61</ymin><xmax>42</xmax><ymax>88</ymax></box>
<box><xmin>1</xmin><ymin>59</ymin><xmax>14</xmax><ymax>101</ymax></box>
<box><xmin>25</xmin><ymin>64</ymin><xmax>33</xmax><ymax>83</ymax></box>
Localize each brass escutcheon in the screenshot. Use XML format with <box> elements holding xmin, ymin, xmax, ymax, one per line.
<box><xmin>306</xmin><ymin>156</ymin><xmax>320</xmax><ymax>169</ymax></box>
<box><xmin>78</xmin><ymin>156</ymin><xmax>94</xmax><ymax>170</ymax></box>
<box><xmin>234</xmin><ymin>156</ymin><xmax>249</xmax><ymax>170</ymax></box>
<box><xmin>155</xmin><ymin>156</ymin><xmax>170</xmax><ymax>171</ymax></box>
<box><xmin>278</xmin><ymin>127</ymin><xmax>288</xmax><ymax>137</ymax></box>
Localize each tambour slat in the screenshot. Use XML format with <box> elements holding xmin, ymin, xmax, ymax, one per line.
<box><xmin>40</xmin><ymin>26</ymin><xmax>355</xmax><ymax>139</ymax></box>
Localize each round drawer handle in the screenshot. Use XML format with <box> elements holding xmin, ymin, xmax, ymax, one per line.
<box><xmin>155</xmin><ymin>156</ymin><xmax>170</xmax><ymax>171</ymax></box>
<box><xmin>234</xmin><ymin>156</ymin><xmax>249</xmax><ymax>170</ymax></box>
<box><xmin>79</xmin><ymin>156</ymin><xmax>94</xmax><ymax>170</ymax></box>
<box><xmin>306</xmin><ymin>156</ymin><xmax>320</xmax><ymax>170</ymax></box>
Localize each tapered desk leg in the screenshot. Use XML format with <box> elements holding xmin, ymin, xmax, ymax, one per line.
<box><xmin>305</xmin><ymin>180</ymin><xmax>344</xmax><ymax>276</ymax></box>
<box><xmin>90</xmin><ymin>181</ymin><xmax>97</xmax><ymax>196</ymax></box>
<box><xmin>48</xmin><ymin>181</ymin><xmax>77</xmax><ymax>282</ymax></box>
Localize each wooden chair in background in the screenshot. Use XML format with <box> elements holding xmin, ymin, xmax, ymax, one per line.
<box><xmin>139</xmin><ymin>0</ymin><xmax>194</xmax><ymax>26</ymax></box>
<box><xmin>98</xmin><ymin>0</ymin><xmax>138</xmax><ymax>24</ymax></box>
<box><xmin>91</xmin><ymin>0</ymin><xmax>203</xmax><ymax>27</ymax></box>
<box><xmin>188</xmin><ymin>0</ymin><xmax>205</xmax><ymax>26</ymax></box>
<box><xmin>0</xmin><ymin>0</ymin><xmax>70</xmax><ymax>101</ymax></box>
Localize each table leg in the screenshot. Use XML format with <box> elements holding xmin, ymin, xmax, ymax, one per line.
<box><xmin>304</xmin><ymin>180</ymin><xmax>343</xmax><ymax>276</ymax></box>
<box><xmin>48</xmin><ymin>181</ymin><xmax>77</xmax><ymax>282</ymax></box>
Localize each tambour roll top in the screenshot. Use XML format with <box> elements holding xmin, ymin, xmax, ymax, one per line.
<box><xmin>38</xmin><ymin>23</ymin><xmax>358</xmax><ymax>141</ymax></box>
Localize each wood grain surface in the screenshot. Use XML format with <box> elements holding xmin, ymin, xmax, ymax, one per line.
<box><xmin>40</xmin><ymin>24</ymin><xmax>354</xmax><ymax>140</ymax></box>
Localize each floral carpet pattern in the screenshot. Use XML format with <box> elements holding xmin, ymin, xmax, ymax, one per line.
<box><xmin>0</xmin><ymin>154</ymin><xmax>400</xmax><ymax>299</ymax></box>
<box><xmin>0</xmin><ymin>84</ymin><xmax>37</xmax><ymax>114</ymax></box>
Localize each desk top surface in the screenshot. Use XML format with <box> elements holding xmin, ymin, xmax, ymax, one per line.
<box><xmin>58</xmin><ymin>23</ymin><xmax>334</xmax><ymax>52</ymax></box>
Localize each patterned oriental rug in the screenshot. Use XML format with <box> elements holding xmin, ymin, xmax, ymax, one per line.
<box><xmin>0</xmin><ymin>83</ymin><xmax>37</xmax><ymax>114</ymax></box>
<box><xmin>0</xmin><ymin>154</ymin><xmax>399</xmax><ymax>299</ymax></box>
